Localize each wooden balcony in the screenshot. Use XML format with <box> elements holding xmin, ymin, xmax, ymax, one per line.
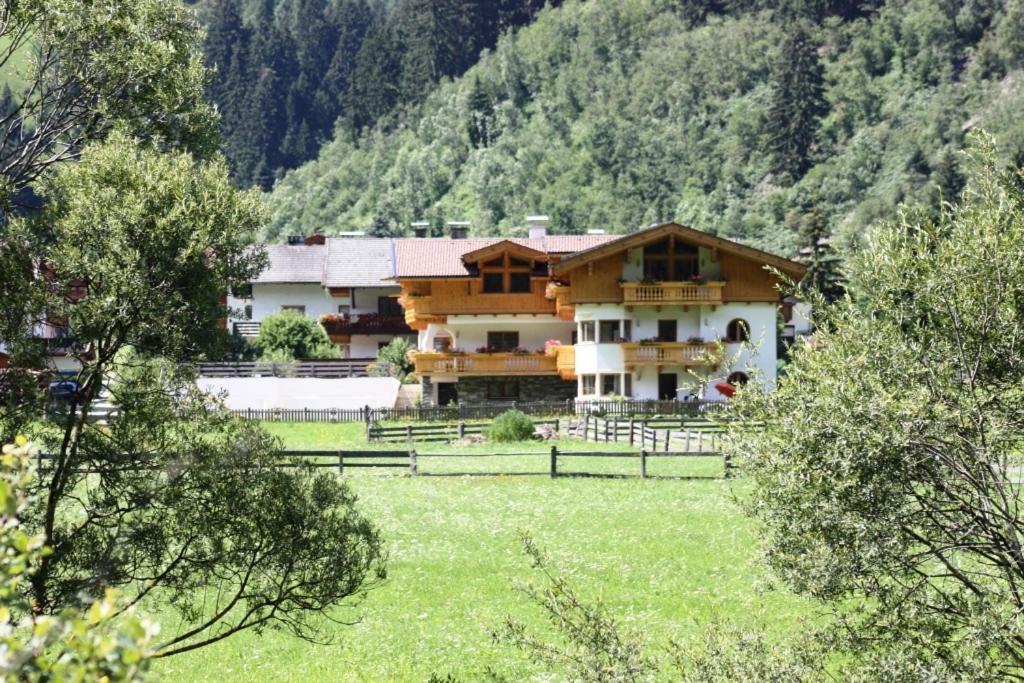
<box><xmin>621</xmin><ymin>342</ymin><xmax>722</xmax><ymax>369</ymax></box>
<box><xmin>554</xmin><ymin>344</ymin><xmax>575</xmax><ymax>380</ymax></box>
<box><xmin>412</xmin><ymin>351</ymin><xmax>559</xmax><ymax>376</ymax></box>
<box><xmin>321</xmin><ymin>314</ymin><xmax>412</xmax><ymax>342</ymax></box>
<box><xmin>545</xmin><ymin>283</ymin><xmax>575</xmax><ymax>321</ymax></box>
<box><xmin>402</xmin><ymin>296</ymin><xmax>445</xmax><ymax>330</ymax></box>
<box><xmin>620</xmin><ymin>281</ymin><xmax>725</xmax><ymax>306</ymax></box>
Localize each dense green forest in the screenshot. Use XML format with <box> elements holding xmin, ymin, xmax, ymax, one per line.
<box><xmin>193</xmin><ymin>0</ymin><xmax>554</xmax><ymax>188</ymax></box>
<box><xmin>256</xmin><ymin>0</ymin><xmax>1024</xmax><ymax>260</ymax></box>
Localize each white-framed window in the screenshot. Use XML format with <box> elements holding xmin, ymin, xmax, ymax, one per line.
<box><xmin>601</xmin><ymin>374</ymin><xmax>621</xmax><ymax>396</ymax></box>
<box><xmin>580</xmin><ymin>321</ymin><xmax>595</xmax><ymax>343</ymax></box>
<box><xmin>580</xmin><ymin>374</ymin><xmax>596</xmax><ymax>395</ymax></box>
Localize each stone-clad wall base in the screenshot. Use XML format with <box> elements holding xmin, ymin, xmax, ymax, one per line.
<box><xmin>420</xmin><ymin>375</ymin><xmax>575</xmax><ymax>406</ymax></box>
<box><xmin>457</xmin><ymin>375</ymin><xmax>576</xmax><ymax>405</ymax></box>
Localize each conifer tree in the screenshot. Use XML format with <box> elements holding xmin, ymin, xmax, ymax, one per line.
<box><xmin>794</xmin><ymin>206</ymin><xmax>844</xmax><ymax>302</ymax></box>
<box><xmin>766</xmin><ymin>24</ymin><xmax>827</xmax><ymax>181</ymax></box>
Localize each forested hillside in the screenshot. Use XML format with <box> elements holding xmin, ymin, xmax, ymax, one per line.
<box><xmin>193</xmin><ymin>0</ymin><xmax>554</xmax><ymax>188</ymax></box>
<box><xmin>263</xmin><ymin>0</ymin><xmax>1024</xmax><ymax>258</ymax></box>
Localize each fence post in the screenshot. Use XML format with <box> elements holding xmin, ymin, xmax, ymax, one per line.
<box><xmin>640</xmin><ymin>449</ymin><xmax>647</xmax><ymax>479</ymax></box>
<box><xmin>724</xmin><ymin>451</ymin><xmax>733</xmax><ymax>479</ymax></box>
<box><xmin>406</xmin><ymin>424</ymin><xmax>413</xmax><ymax>441</ymax></box>
<box><xmin>550</xmin><ymin>445</ymin><xmax>558</xmax><ymax>478</ymax></box>
<box><xmin>554</xmin><ymin>417</ymin><xmax>560</xmax><ymax>436</ymax></box>
<box><xmin>458</xmin><ymin>421</ymin><xmax>465</xmax><ymax>439</ymax></box>
<box><xmin>458</xmin><ymin>402</ymin><xmax>465</xmax><ymax>420</ymax></box>
<box><xmin>664</xmin><ymin>429</ymin><xmax>670</xmax><ymax>453</ymax></box>
<box><xmin>338</xmin><ymin>451</ymin><xmax>344</xmax><ymax>477</ymax></box>
<box><xmin>628</xmin><ymin>418</ymin><xmax>634</xmax><ymax>446</ymax></box>
<box><xmin>603</xmin><ymin>419</ymin><xmax>609</xmax><ymax>442</ymax></box>
<box><xmin>247</xmin><ymin>407</ymin><xmax>252</xmax><ymax>421</ymax></box>
<box><xmin>410</xmin><ymin>449</ymin><xmax>418</xmax><ymax>476</ymax></box>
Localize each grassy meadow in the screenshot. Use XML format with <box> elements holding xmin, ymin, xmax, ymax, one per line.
<box><xmin>153</xmin><ymin>422</ymin><xmax>810</xmax><ymax>681</ymax></box>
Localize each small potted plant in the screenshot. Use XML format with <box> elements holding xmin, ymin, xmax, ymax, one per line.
<box><xmin>686</xmin><ymin>335</ymin><xmax>705</xmax><ymax>345</ymax></box>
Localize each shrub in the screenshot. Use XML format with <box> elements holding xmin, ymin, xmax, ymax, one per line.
<box><xmin>486</xmin><ymin>410</ymin><xmax>535</xmax><ymax>442</ymax></box>
<box><xmin>255</xmin><ymin>310</ymin><xmax>339</xmax><ymax>360</ymax></box>
<box><xmin>370</xmin><ymin>337</ymin><xmax>415</xmax><ymax>380</ymax></box>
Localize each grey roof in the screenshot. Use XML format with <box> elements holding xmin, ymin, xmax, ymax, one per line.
<box><xmin>323</xmin><ymin>238</ymin><xmax>395</xmax><ymax>287</ymax></box>
<box><xmin>252</xmin><ymin>244</ymin><xmax>326</xmax><ymax>284</ymax></box>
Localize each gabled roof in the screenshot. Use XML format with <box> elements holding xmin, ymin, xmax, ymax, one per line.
<box><xmin>461</xmin><ymin>240</ymin><xmax>550</xmax><ymax>264</ymax></box>
<box><xmin>393</xmin><ymin>235</ymin><xmax>616</xmax><ymax>278</ymax></box>
<box><xmin>551</xmin><ymin>223</ymin><xmax>807</xmax><ymax>280</ymax></box>
<box><xmin>323</xmin><ymin>238</ymin><xmax>395</xmax><ymax>287</ymax></box>
<box><xmin>252</xmin><ymin>244</ymin><xmax>327</xmax><ymax>284</ymax></box>
<box><xmin>251</xmin><ymin>238</ymin><xmax>397</xmax><ymax>287</ymax></box>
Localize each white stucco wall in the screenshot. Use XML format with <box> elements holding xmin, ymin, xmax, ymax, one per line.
<box><xmin>700</xmin><ymin>302</ymin><xmax>778</xmax><ymax>398</ymax></box>
<box><xmin>249</xmin><ymin>284</ymin><xmax>338</xmax><ymax>321</ymax></box>
<box><xmin>349</xmin><ymin>334</ymin><xmax>414</xmax><ymax>358</ymax></box>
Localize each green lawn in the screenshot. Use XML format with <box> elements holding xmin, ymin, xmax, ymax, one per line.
<box><xmin>153</xmin><ymin>422</ymin><xmax>808</xmax><ymax>681</ymax></box>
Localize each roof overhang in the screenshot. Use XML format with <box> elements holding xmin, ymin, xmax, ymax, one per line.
<box><xmin>550</xmin><ymin>223</ymin><xmax>807</xmax><ymax>280</ymax></box>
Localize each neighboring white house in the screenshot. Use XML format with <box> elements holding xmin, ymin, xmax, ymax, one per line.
<box><xmin>228</xmin><ymin>235</ymin><xmax>415</xmax><ymax>358</ymax></box>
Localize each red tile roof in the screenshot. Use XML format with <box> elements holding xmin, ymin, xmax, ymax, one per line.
<box><xmin>392</xmin><ymin>235</ymin><xmax>618</xmax><ymax>278</ymax></box>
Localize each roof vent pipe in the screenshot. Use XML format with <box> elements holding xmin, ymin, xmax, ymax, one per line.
<box><xmin>446</xmin><ymin>220</ymin><xmax>470</xmax><ymax>239</ymax></box>
<box><xmin>411</xmin><ymin>221</ymin><xmax>430</xmax><ymax>239</ymax></box>
<box><xmin>526</xmin><ymin>214</ymin><xmax>549</xmax><ymax>239</ymax></box>
<box><xmin>586</xmin><ymin>229</ymin><xmax>606</xmax><ymax>235</ymax></box>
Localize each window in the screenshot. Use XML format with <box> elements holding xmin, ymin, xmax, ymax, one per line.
<box><xmin>509</xmin><ymin>272</ymin><xmax>531</xmax><ymax>293</ymax></box>
<box><xmin>727</xmin><ymin>371</ymin><xmax>749</xmax><ymax>386</ymax></box>
<box><xmin>378</xmin><ymin>342</ymin><xmax>390</xmax><ymax>351</ymax></box>
<box><xmin>624</xmin><ymin>373</ymin><xmax>632</xmax><ymax>397</ymax></box>
<box><xmin>725</xmin><ymin>319</ymin><xmax>750</xmax><ymax>343</ymax></box>
<box><xmin>643</xmin><ymin>237</ymin><xmax>699</xmax><ymax>281</ymax></box>
<box><xmin>581</xmin><ymin>374</ymin><xmax>596</xmax><ymax>395</ymax></box>
<box><xmin>483</xmin><ymin>272</ymin><xmax>504</xmax><ymax>293</ymax></box>
<box><xmin>433</xmin><ymin>334</ymin><xmax>453</xmax><ymax>351</ymax></box>
<box><xmin>658</xmin><ymin>319</ymin><xmax>677</xmax><ymax>342</ymax></box>
<box><xmin>378</xmin><ymin>296</ymin><xmax>403</xmax><ymax>316</ymax></box>
<box><xmin>281</xmin><ymin>305</ymin><xmax>305</xmax><ymax>314</ymax></box>
<box><xmin>599</xmin><ymin>320</ymin><xmax>619</xmax><ymax>343</ymax></box>
<box><xmin>478</xmin><ymin>251</ymin><xmax>536</xmax><ymax>294</ymax></box>
<box><xmin>243</xmin><ymin>304</ymin><xmax>252</xmax><ymax>320</ymax></box>
<box><xmin>601</xmin><ymin>374</ymin><xmax>621</xmax><ymax>396</ymax></box>
<box><xmin>231</xmin><ymin>284</ymin><xmax>252</xmax><ymax>298</ymax></box>
<box><xmin>337</xmin><ymin>304</ymin><xmax>351</xmax><ymax>315</ymax></box>
<box><xmin>487</xmin><ymin>380</ymin><xmax>520</xmax><ymax>400</ymax></box>
<box><xmin>580</xmin><ymin>321</ymin><xmax>595</xmax><ymax>342</ymax></box>
<box><xmin>487</xmin><ymin>331</ymin><xmax>519</xmax><ymax>352</ymax></box>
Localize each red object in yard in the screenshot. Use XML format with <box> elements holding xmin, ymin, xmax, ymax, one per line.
<box><xmin>715</xmin><ymin>381</ymin><xmax>736</xmax><ymax>398</ymax></box>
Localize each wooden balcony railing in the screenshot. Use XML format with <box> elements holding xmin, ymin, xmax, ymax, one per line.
<box><xmin>545</xmin><ymin>283</ymin><xmax>575</xmax><ymax>321</ymax></box>
<box><xmin>621</xmin><ymin>342</ymin><xmax>722</xmax><ymax>368</ymax></box>
<box><xmin>412</xmin><ymin>351</ymin><xmax>559</xmax><ymax>376</ymax></box>
<box><xmin>621</xmin><ymin>281</ymin><xmax>725</xmax><ymax>306</ymax></box>
<box><xmin>321</xmin><ymin>315</ymin><xmax>412</xmax><ymax>338</ymax></box>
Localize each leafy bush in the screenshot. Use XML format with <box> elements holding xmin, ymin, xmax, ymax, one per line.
<box><xmin>369</xmin><ymin>337</ymin><xmax>415</xmax><ymax>381</ymax></box>
<box><xmin>255</xmin><ymin>310</ymin><xmax>339</xmax><ymax>360</ymax></box>
<box><xmin>486</xmin><ymin>410</ymin><xmax>535</xmax><ymax>442</ymax></box>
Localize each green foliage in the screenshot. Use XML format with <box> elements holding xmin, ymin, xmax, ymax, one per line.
<box><xmin>200</xmin><ymin>0</ymin><xmax>553</xmax><ymax>188</ymax></box>
<box><xmin>0</xmin><ymin>0</ymin><xmax>218</xmax><ymax>203</ymax></box>
<box><xmin>722</xmin><ymin>135</ymin><xmax>1024</xmax><ymax>678</ymax></box>
<box><xmin>255</xmin><ymin>310</ymin><xmax>340</xmax><ymax>360</ymax></box>
<box><xmin>485</xmin><ymin>410</ymin><xmax>536</xmax><ymax>442</ymax></box>
<box><xmin>0</xmin><ymin>438</ymin><xmax>156</xmax><ymax>681</ymax></box>
<box><xmin>766</xmin><ymin>23</ymin><xmax>827</xmax><ymax>181</ymax></box>
<box><xmin>267</xmin><ymin>0</ymin><xmax>1024</xmax><ymax>259</ymax></box>
<box><xmin>369</xmin><ymin>337</ymin><xmax>415</xmax><ymax>381</ymax></box>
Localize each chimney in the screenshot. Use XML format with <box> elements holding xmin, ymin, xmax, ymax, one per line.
<box><xmin>411</xmin><ymin>220</ymin><xmax>430</xmax><ymax>239</ymax></box>
<box><xmin>446</xmin><ymin>220</ymin><xmax>470</xmax><ymax>239</ymax></box>
<box><xmin>304</xmin><ymin>233</ymin><xmax>326</xmax><ymax>245</ymax></box>
<box><xmin>287</xmin><ymin>235</ymin><xmax>304</xmax><ymax>245</ymax></box>
<box><xmin>526</xmin><ymin>214</ymin><xmax>549</xmax><ymax>239</ymax></box>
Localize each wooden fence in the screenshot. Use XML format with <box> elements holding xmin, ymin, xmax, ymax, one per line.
<box><xmin>35</xmin><ymin>445</ymin><xmax>732</xmax><ymax>479</ymax></box>
<box><xmin>231</xmin><ymin>399</ymin><xmax>727</xmax><ymax>424</ymax></box>
<box><xmin>196</xmin><ymin>359</ymin><xmax>375</xmax><ymax>378</ymax></box>
<box><xmin>274</xmin><ymin>447</ymin><xmax>732</xmax><ymax>479</ymax></box>
<box><xmin>566</xmin><ymin>415</ymin><xmax>725</xmax><ymax>453</ymax></box>
<box><xmin>367</xmin><ymin>418</ymin><xmax>561</xmax><ymax>442</ymax></box>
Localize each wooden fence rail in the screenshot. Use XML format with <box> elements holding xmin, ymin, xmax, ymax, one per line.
<box><xmin>35</xmin><ymin>446</ymin><xmax>734</xmax><ymax>479</ymax></box>
<box><xmin>196</xmin><ymin>359</ymin><xmax>375</xmax><ymax>379</ymax></box>
<box><xmin>230</xmin><ymin>399</ymin><xmax>728</xmax><ymax>424</ymax></box>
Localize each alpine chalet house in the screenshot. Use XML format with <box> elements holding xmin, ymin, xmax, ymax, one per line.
<box><xmin>395</xmin><ymin>219</ymin><xmax>806</xmax><ymax>405</ymax></box>
<box><xmin>228</xmin><ymin>234</ymin><xmax>415</xmax><ymax>358</ymax></box>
